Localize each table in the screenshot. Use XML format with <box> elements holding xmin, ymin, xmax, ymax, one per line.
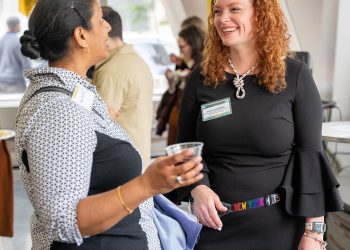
<box><xmin>322</xmin><ymin>121</ymin><xmax>350</xmax><ymax>173</ymax></box>
<box><xmin>322</xmin><ymin>121</ymin><xmax>350</xmax><ymax>144</ymax></box>
<box><xmin>0</xmin><ymin>94</ymin><xmax>22</xmax><ymax>108</ymax></box>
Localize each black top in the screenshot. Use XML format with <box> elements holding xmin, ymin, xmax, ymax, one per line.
<box><xmin>51</xmin><ymin>132</ymin><xmax>148</xmax><ymax>250</ymax></box>
<box><xmin>177</xmin><ymin>57</ymin><xmax>342</xmax><ymax>216</ymax></box>
<box><xmin>176</xmin><ymin>58</ymin><xmax>343</xmax><ymax>249</ymax></box>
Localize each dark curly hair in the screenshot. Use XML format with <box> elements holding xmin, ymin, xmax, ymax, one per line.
<box><xmin>178</xmin><ymin>25</ymin><xmax>206</xmax><ymax>66</ymax></box>
<box><xmin>202</xmin><ymin>0</ymin><xmax>291</xmax><ymax>93</ymax></box>
<box><xmin>20</xmin><ymin>0</ymin><xmax>94</xmax><ymax>61</ymax></box>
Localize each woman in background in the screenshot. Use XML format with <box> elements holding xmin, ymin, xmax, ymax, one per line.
<box><xmin>169</xmin><ymin>15</ymin><xmax>206</xmax><ymax>67</ymax></box>
<box><xmin>156</xmin><ymin>25</ymin><xmax>205</xmax><ymax>145</ymax></box>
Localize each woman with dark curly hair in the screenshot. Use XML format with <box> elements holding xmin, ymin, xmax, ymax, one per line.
<box><xmin>176</xmin><ymin>0</ymin><xmax>343</xmax><ymax>249</ymax></box>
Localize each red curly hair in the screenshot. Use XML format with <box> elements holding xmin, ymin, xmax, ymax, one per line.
<box><xmin>202</xmin><ymin>0</ymin><xmax>291</xmax><ymax>93</ymax></box>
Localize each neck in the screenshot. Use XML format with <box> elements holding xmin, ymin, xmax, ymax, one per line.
<box><xmin>107</xmin><ymin>37</ymin><xmax>124</xmax><ymax>51</ymax></box>
<box><xmin>49</xmin><ymin>55</ymin><xmax>89</xmax><ymax>79</ymax></box>
<box><xmin>228</xmin><ymin>47</ymin><xmax>258</xmax><ymax>75</ymax></box>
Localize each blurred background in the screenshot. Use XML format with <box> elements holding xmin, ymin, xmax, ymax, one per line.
<box><xmin>0</xmin><ymin>0</ymin><xmax>350</xmax><ymax>249</ymax></box>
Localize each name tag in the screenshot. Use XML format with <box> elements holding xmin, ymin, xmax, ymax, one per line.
<box><xmin>201</xmin><ymin>97</ymin><xmax>232</xmax><ymax>122</ymax></box>
<box><xmin>71</xmin><ymin>84</ymin><xmax>95</xmax><ymax>111</ymax></box>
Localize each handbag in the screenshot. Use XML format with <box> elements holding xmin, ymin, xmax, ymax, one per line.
<box><xmin>153</xmin><ymin>195</ymin><xmax>202</xmax><ymax>250</ymax></box>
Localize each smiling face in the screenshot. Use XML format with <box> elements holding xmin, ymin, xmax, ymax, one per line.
<box><xmin>213</xmin><ymin>0</ymin><xmax>255</xmax><ymax>49</ymax></box>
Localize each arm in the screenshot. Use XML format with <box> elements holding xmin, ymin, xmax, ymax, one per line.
<box><xmin>27</xmin><ymin>96</ymin><xmax>203</xmax><ymax>243</ymax></box>
<box><xmin>77</xmin><ymin>152</ymin><xmax>203</xmax><ymax>236</ymax></box>
<box><xmin>299</xmin><ymin>216</ymin><xmax>326</xmax><ymax>250</ymax></box>
<box><xmin>291</xmin><ymin>63</ymin><xmax>326</xmax><ymax>249</ymax></box>
<box><xmin>26</xmin><ymin>98</ymin><xmax>96</xmax><ymax>244</ymax></box>
<box><xmin>177</xmin><ymin>68</ymin><xmax>227</xmax><ymax>230</ymax></box>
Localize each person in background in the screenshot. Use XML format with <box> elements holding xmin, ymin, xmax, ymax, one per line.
<box><xmin>93</xmin><ymin>6</ymin><xmax>153</xmax><ymax>168</ymax></box>
<box><xmin>176</xmin><ymin>0</ymin><xmax>343</xmax><ymax>249</ymax></box>
<box><xmin>17</xmin><ymin>0</ymin><xmax>203</xmax><ymax>249</ymax></box>
<box><xmin>181</xmin><ymin>15</ymin><xmax>206</xmax><ymax>31</ymax></box>
<box><xmin>156</xmin><ymin>25</ymin><xmax>205</xmax><ymax>145</ymax></box>
<box><xmin>0</xmin><ymin>16</ymin><xmax>31</xmax><ymax>94</ymax></box>
<box><xmin>169</xmin><ymin>15</ymin><xmax>206</xmax><ymax>69</ymax></box>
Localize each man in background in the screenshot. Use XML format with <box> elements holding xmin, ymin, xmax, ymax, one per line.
<box><xmin>0</xmin><ymin>17</ymin><xmax>31</xmax><ymax>93</ymax></box>
<box><xmin>93</xmin><ymin>6</ymin><xmax>154</xmax><ymax>169</ymax></box>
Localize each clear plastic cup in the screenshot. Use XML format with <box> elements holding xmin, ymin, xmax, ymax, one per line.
<box><xmin>165</xmin><ymin>142</ymin><xmax>204</xmax><ymax>161</ymax></box>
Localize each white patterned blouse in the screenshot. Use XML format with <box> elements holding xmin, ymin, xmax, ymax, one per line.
<box><xmin>15</xmin><ymin>67</ymin><xmax>161</xmax><ymax>250</ymax></box>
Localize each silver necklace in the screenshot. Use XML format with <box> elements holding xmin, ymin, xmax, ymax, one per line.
<box><xmin>228</xmin><ymin>57</ymin><xmax>256</xmax><ymax>99</ymax></box>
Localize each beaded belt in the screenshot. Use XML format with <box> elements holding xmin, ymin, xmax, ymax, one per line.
<box><xmin>218</xmin><ymin>193</ymin><xmax>280</xmax><ymax>217</ymax></box>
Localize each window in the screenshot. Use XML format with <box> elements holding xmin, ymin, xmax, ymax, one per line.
<box><xmin>107</xmin><ymin>0</ymin><xmax>179</xmax><ymax>96</ymax></box>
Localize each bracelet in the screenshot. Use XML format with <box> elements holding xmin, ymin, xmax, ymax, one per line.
<box><xmin>117</xmin><ymin>186</ymin><xmax>134</xmax><ymax>214</ymax></box>
<box><xmin>303</xmin><ymin>233</ymin><xmax>327</xmax><ymax>249</ymax></box>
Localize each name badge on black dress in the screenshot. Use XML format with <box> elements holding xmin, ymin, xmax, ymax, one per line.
<box><xmin>201</xmin><ymin>97</ymin><xmax>232</xmax><ymax>122</ymax></box>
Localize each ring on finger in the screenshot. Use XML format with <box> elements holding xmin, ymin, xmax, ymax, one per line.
<box><xmin>176</xmin><ymin>175</ymin><xmax>183</xmax><ymax>184</ymax></box>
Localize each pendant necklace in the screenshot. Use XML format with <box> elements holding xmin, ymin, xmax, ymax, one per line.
<box><xmin>228</xmin><ymin>56</ymin><xmax>256</xmax><ymax>99</ymax></box>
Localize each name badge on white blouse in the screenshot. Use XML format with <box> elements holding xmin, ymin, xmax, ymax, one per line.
<box><xmin>201</xmin><ymin>97</ymin><xmax>232</xmax><ymax>122</ymax></box>
<box><xmin>71</xmin><ymin>83</ymin><xmax>95</xmax><ymax>112</ymax></box>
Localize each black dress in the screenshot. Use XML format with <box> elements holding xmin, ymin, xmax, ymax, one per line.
<box><xmin>176</xmin><ymin>58</ymin><xmax>343</xmax><ymax>250</ymax></box>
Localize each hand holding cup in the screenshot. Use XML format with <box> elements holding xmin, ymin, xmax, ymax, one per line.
<box><xmin>141</xmin><ymin>143</ymin><xmax>204</xmax><ymax>196</ymax></box>
<box><xmin>165</xmin><ymin>142</ymin><xmax>204</xmax><ymax>184</ymax></box>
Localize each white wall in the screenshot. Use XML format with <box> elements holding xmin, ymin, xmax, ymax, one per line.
<box><xmin>180</xmin><ymin>0</ymin><xmax>207</xmax><ymax>27</ymax></box>
<box><xmin>160</xmin><ymin>0</ymin><xmax>187</xmax><ymax>36</ymax></box>
<box><xmin>332</xmin><ymin>0</ymin><xmax>350</xmax><ymax>120</ymax></box>
<box><xmin>285</xmin><ymin>0</ymin><xmax>327</xmax><ymax>96</ymax></box>
<box><xmin>319</xmin><ymin>0</ymin><xmax>339</xmax><ymax>100</ymax></box>
<box><xmin>284</xmin><ymin>0</ymin><xmax>350</xmax><ymax>119</ymax></box>
<box><xmin>0</xmin><ymin>0</ymin><xmax>28</xmax><ymax>36</ymax></box>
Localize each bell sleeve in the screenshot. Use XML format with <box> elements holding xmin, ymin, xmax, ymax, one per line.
<box><xmin>280</xmin><ymin>62</ymin><xmax>343</xmax><ymax>217</ymax></box>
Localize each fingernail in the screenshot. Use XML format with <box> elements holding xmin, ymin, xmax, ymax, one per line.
<box><xmin>217</xmin><ymin>227</ymin><xmax>222</xmax><ymax>231</ymax></box>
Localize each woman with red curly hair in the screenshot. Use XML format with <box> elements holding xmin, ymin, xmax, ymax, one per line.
<box><xmin>176</xmin><ymin>0</ymin><xmax>343</xmax><ymax>249</ymax></box>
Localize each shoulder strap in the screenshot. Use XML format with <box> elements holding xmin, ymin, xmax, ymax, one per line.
<box><xmin>32</xmin><ymin>86</ymin><xmax>73</xmax><ymax>97</ymax></box>
<box><xmin>26</xmin><ymin>86</ymin><xmax>103</xmax><ymax>119</ymax></box>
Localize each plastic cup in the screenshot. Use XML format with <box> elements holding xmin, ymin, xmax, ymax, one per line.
<box><xmin>165</xmin><ymin>142</ymin><xmax>204</xmax><ymax>161</ymax></box>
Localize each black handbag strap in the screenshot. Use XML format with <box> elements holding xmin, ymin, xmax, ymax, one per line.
<box><xmin>33</xmin><ymin>86</ymin><xmax>72</xmax><ymax>97</ymax></box>
<box><xmin>27</xmin><ymin>86</ymin><xmax>103</xmax><ymax>119</ymax></box>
